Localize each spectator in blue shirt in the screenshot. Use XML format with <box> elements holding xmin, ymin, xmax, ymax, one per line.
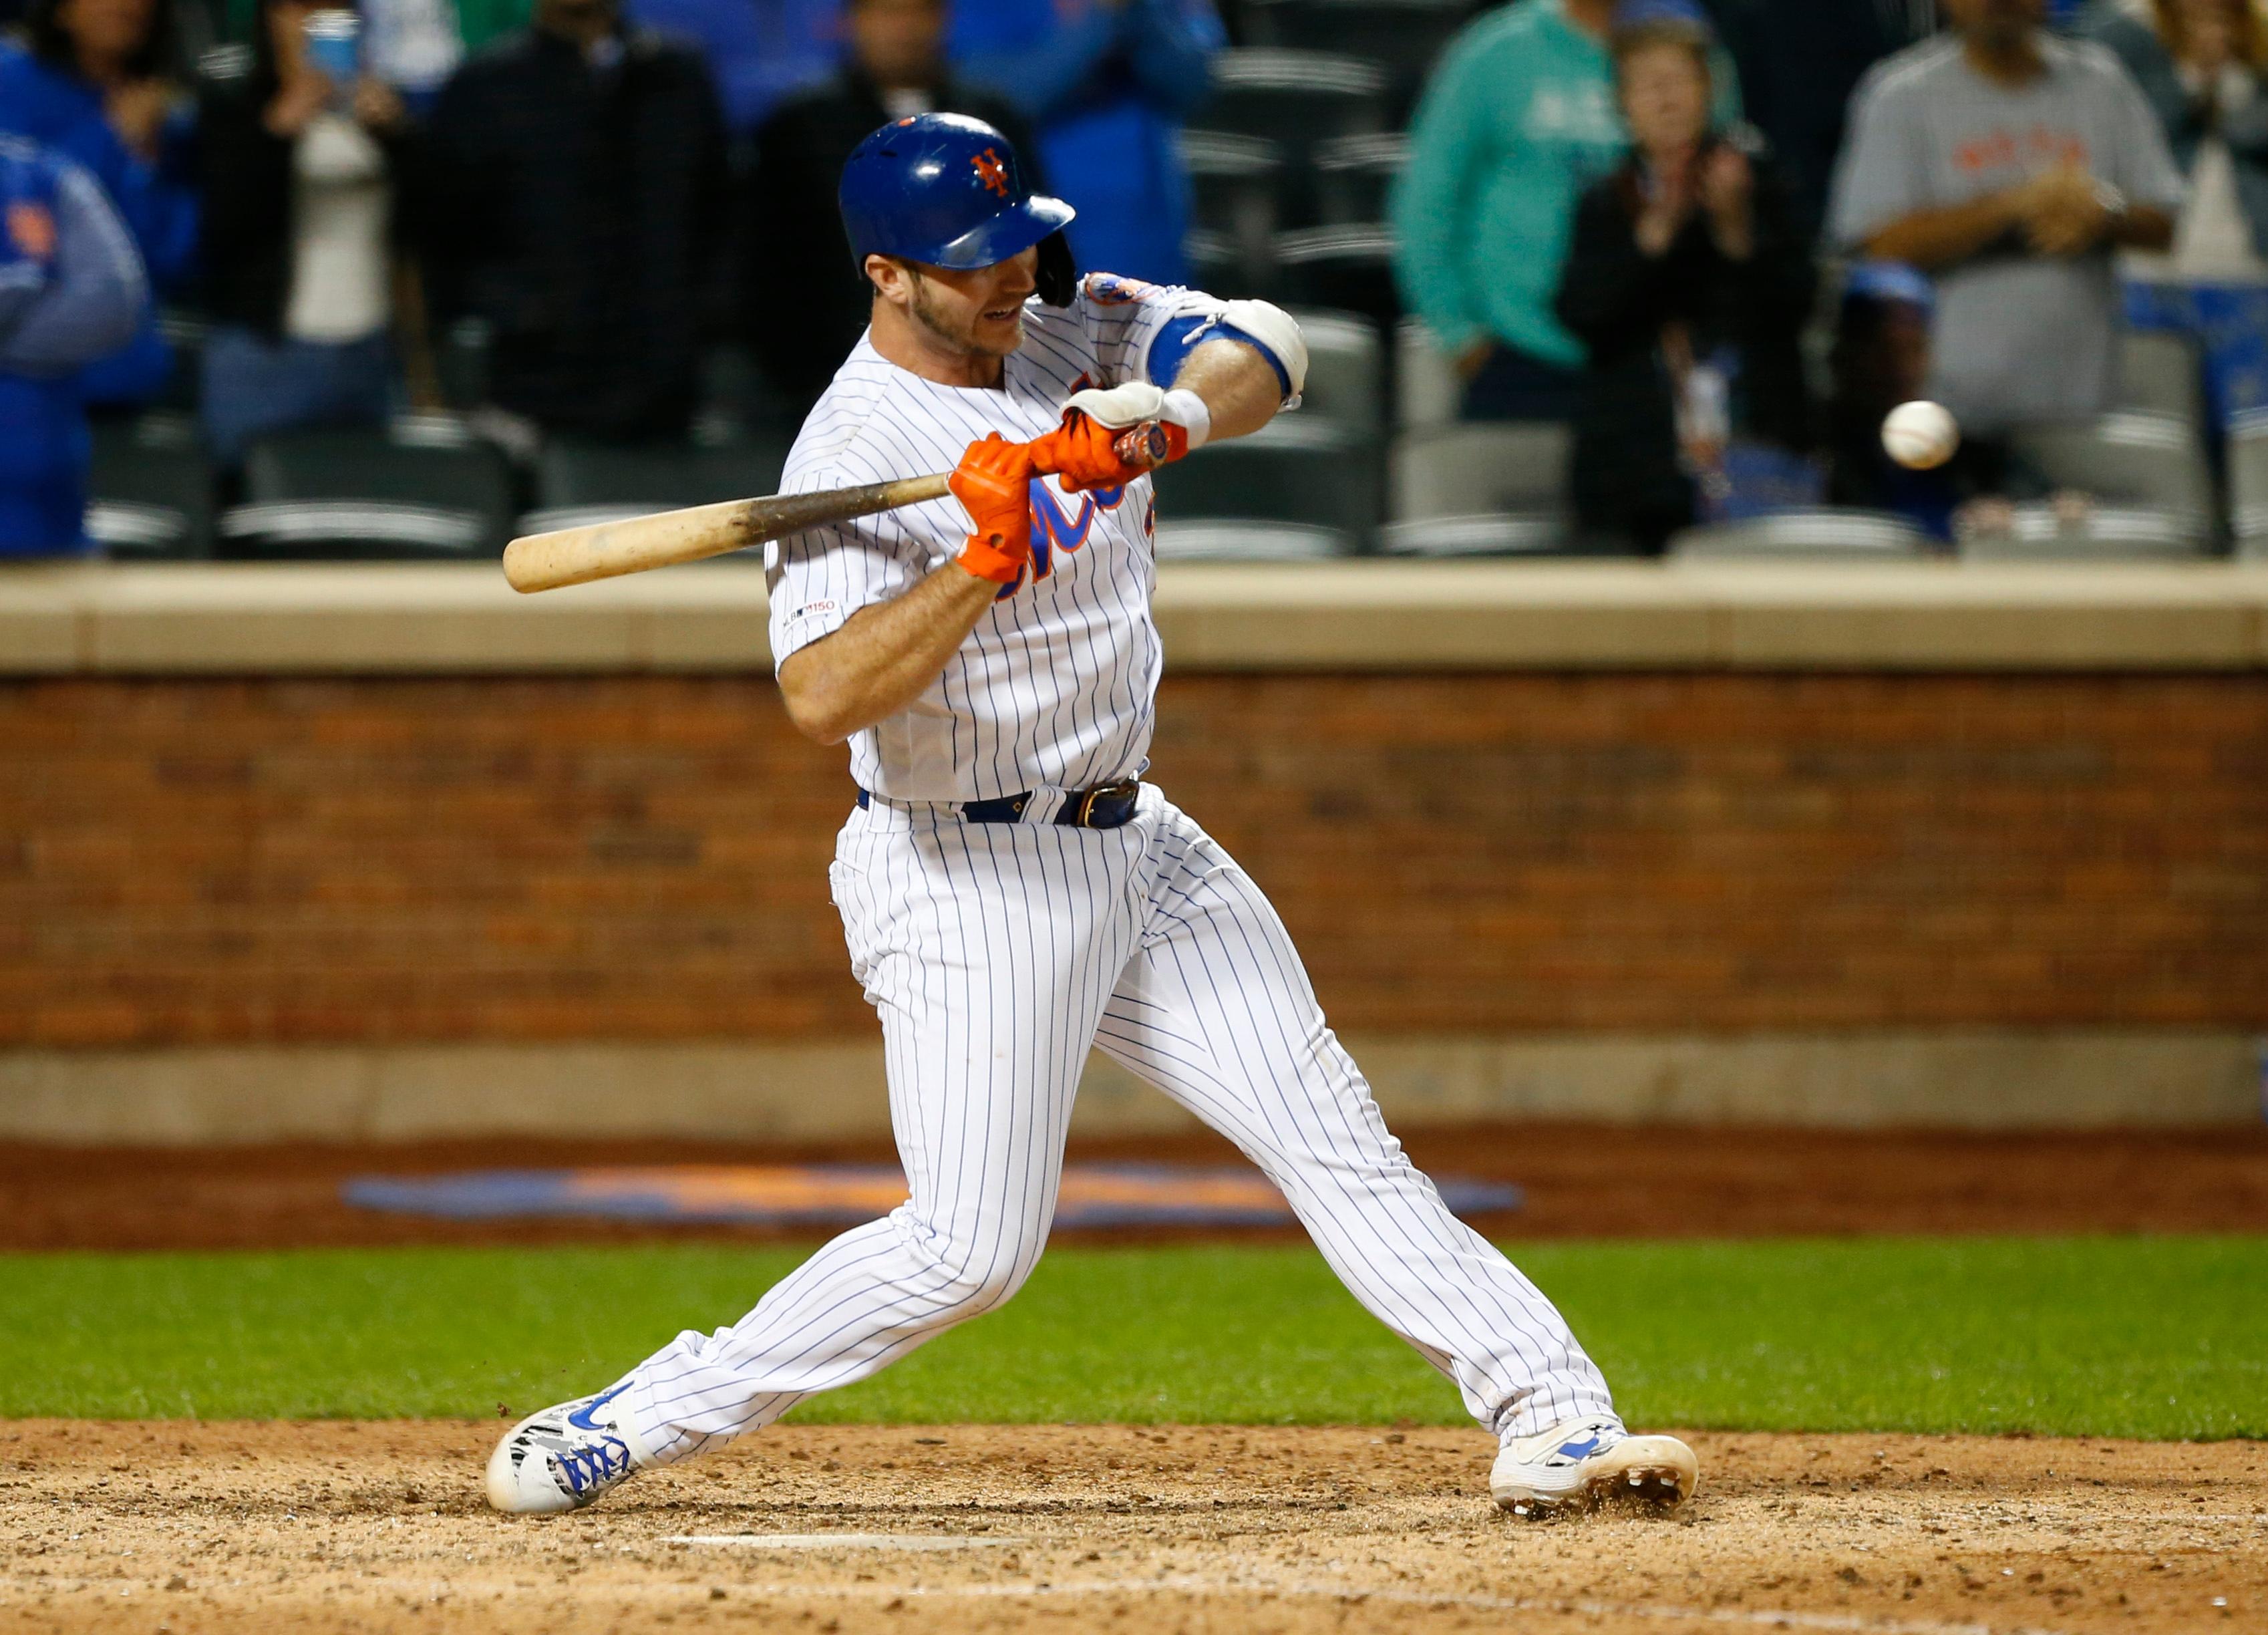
<box><xmin>950</xmin><ymin>0</ymin><xmax>1223</xmax><ymax>285</ymax></box>
<box><xmin>0</xmin><ymin>0</ymin><xmax>197</xmax><ymax>410</ymax></box>
<box><xmin>624</xmin><ymin>0</ymin><xmax>840</xmax><ymax>135</ymax></box>
<box><xmin>0</xmin><ymin>135</ymin><xmax>151</xmax><ymax>555</ymax></box>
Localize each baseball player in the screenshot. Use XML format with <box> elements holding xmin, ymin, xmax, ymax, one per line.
<box><xmin>486</xmin><ymin>114</ymin><xmax>1697</xmax><ymax>1519</ymax></box>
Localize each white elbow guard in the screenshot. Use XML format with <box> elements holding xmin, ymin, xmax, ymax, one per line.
<box><xmin>1217</xmin><ymin>299</ymin><xmax>1309</xmax><ymax>404</ymax></box>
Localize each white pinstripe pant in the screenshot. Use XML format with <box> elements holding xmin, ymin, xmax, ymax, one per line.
<box><xmin>620</xmin><ymin>784</ymin><xmax>1614</xmax><ymax>1463</ymax></box>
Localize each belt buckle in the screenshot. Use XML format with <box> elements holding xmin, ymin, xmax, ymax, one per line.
<box><xmin>1073</xmin><ymin>779</ymin><xmax>1137</xmax><ymax>827</ymax></box>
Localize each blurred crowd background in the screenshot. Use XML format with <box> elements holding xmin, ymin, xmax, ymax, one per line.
<box><xmin>4</xmin><ymin>0</ymin><xmax>2267</xmax><ymax>566</ymax></box>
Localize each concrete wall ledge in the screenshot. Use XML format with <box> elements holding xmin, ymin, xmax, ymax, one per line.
<box><xmin>5</xmin><ymin>560</ymin><xmax>2268</xmax><ymax>675</ymax></box>
<box><xmin>2</xmin><ymin>1032</ymin><xmax>2257</xmax><ymax>1145</ymax></box>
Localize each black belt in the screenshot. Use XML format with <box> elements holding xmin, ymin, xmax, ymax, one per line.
<box><xmin>857</xmin><ymin>778</ymin><xmax>1142</xmax><ymax>830</ymax></box>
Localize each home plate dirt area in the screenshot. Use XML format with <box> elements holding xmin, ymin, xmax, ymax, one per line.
<box><xmin>3</xmin><ymin>1422</ymin><xmax>2259</xmax><ymax>1634</ymax></box>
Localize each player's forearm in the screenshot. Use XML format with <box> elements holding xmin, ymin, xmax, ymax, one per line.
<box><xmin>2108</xmin><ymin>202</ymin><xmax>2174</xmax><ymax>251</ymax></box>
<box><xmin>776</xmin><ymin>565</ymin><xmax>1000</xmax><ymax>745</ymax></box>
<box><xmin>1860</xmin><ymin>192</ymin><xmax>2021</xmax><ymax>271</ymax></box>
<box><xmin>1173</xmin><ymin>336</ymin><xmax>1286</xmax><ymax>442</ymax></box>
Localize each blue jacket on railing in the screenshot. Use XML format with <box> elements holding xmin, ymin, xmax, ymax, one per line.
<box><xmin>0</xmin><ymin>39</ymin><xmax>195</xmax><ymax>407</ymax></box>
<box><xmin>0</xmin><ymin>136</ymin><xmax>151</xmax><ymax>555</ymax></box>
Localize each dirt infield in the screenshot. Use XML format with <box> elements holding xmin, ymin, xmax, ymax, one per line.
<box><xmin>1</xmin><ymin>1421</ymin><xmax>2259</xmax><ymax>1634</ymax></box>
<box><xmin>7</xmin><ymin>1123</ymin><xmax>2268</xmax><ymax>1249</ymax></box>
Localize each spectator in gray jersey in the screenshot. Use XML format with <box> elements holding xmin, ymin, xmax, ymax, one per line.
<box><xmin>1827</xmin><ymin>0</ymin><xmax>2182</xmax><ymax>435</ymax></box>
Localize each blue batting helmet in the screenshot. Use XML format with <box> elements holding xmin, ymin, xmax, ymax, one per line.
<box><xmin>839</xmin><ymin>114</ymin><xmax>1075</xmax><ymax>279</ymax></box>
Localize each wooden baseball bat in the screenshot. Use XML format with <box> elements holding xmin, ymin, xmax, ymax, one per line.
<box><xmin>502</xmin><ymin>424</ymin><xmax>1168</xmax><ymax>594</ymax></box>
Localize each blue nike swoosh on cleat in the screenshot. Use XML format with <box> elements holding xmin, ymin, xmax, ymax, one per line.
<box><xmin>566</xmin><ymin>1381</ymin><xmax>632</xmax><ymax>1432</ymax></box>
<box><xmin>1555</xmin><ymin>1436</ymin><xmax>1603</xmax><ymax>1459</ymax></box>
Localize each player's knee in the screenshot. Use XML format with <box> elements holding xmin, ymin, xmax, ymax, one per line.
<box><xmin>935</xmin><ymin>1253</ymin><xmax>1035</xmax><ymax>1318</ymax></box>
<box><xmin>912</xmin><ymin>1228</ymin><xmax>1042</xmax><ymax>1320</ymax></box>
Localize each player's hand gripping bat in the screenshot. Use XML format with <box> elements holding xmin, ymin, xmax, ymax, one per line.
<box><xmin>501</xmin><ymin>424</ymin><xmax>1171</xmax><ymax>594</ymax></box>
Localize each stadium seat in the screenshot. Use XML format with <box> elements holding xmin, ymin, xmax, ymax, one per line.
<box><xmin>154</xmin><ymin>307</ymin><xmax>206</xmax><ymax>414</ymax></box>
<box><xmin>1396</xmin><ymin>319</ymin><xmax>1461</xmax><ymax>430</ymax></box>
<box><xmin>1377</xmin><ymin>514</ymin><xmax>1575</xmax><ymax>557</ymax></box>
<box><xmin>1193</xmin><ymin>49</ymin><xmax>1392</xmax><ymax>146</ymax></box>
<box><xmin>1180</xmin><ymin>130</ymin><xmax>1285</xmax><ymax>279</ymax></box>
<box><xmin>2007</xmin><ymin>412</ymin><xmax>2215</xmax><ymax>530</ymax></box>
<box><xmin>436</xmin><ymin>317</ymin><xmax>492</xmax><ymax>410</ymax></box>
<box><xmin>1311</xmin><ymin>133</ymin><xmax>1407</xmax><ymax>225</ymax></box>
<box><xmin>2228</xmin><ymin>410</ymin><xmax>2268</xmax><ymax>556</ymax></box>
<box><xmin>226</xmin><ymin>421</ymin><xmax>514</xmax><ymax>559</ymax></box>
<box><xmin>1389</xmin><ymin>422</ymin><xmax>1569</xmax><ymax>521</ymax></box>
<box><xmin>1152</xmin><ymin>415</ymin><xmax>1380</xmax><ymax>543</ymax></box>
<box><xmin>1237</xmin><ymin>0</ymin><xmax>1477</xmax><ymax>118</ymax></box>
<box><xmin>1184</xmin><ymin>228</ymin><xmax>1271</xmax><ymax>301</ymax></box>
<box><xmin>1273</xmin><ymin>225</ymin><xmax>1400</xmax><ymax>327</ymax></box>
<box><xmin>534</xmin><ymin>439</ymin><xmax>788</xmax><ymax>509</ymax></box>
<box><xmin>521</xmin><ymin>437</ymin><xmax>790</xmax><ymax>549</ymax></box>
<box><xmin>2118</xmin><ymin>329</ymin><xmax>2201</xmax><ymax>428</ymax></box>
<box><xmin>1155</xmin><ymin>521</ymin><xmax>1355</xmax><ymax>560</ymax></box>
<box><xmin>1957</xmin><ymin>504</ymin><xmax>2213</xmax><ymax>561</ymax></box>
<box><xmin>86</xmin><ymin>413</ymin><xmax>211</xmax><ymax>559</ymax></box>
<box><xmin>1669</xmin><ymin>509</ymin><xmax>1932</xmax><ymax>561</ymax></box>
<box><xmin>1283</xmin><ymin>307</ymin><xmax>1382</xmax><ymax>436</ymax></box>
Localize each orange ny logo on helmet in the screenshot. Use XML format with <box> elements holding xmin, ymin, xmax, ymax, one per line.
<box><xmin>5</xmin><ymin>200</ymin><xmax>56</xmax><ymax>261</ymax></box>
<box><xmin>971</xmin><ymin>148</ymin><xmax>1011</xmax><ymax>198</ymax></box>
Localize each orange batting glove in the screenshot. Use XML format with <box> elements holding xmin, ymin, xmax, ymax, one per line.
<box><xmin>1027</xmin><ymin>410</ymin><xmax>1184</xmax><ymax>493</ymax></box>
<box><xmin>1029</xmin><ymin>382</ymin><xmax>1211</xmax><ymax>493</ymax></box>
<box><xmin>948</xmin><ymin>432</ymin><xmax>1036</xmax><ymax>585</ymax></box>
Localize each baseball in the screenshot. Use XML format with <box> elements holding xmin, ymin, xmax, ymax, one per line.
<box><xmin>1881</xmin><ymin>400</ymin><xmax>1959</xmax><ymax>470</ymax></box>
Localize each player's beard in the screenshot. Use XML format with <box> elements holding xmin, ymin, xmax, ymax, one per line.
<box><xmin>909</xmin><ymin>269</ymin><xmax>1023</xmax><ymax>361</ymax></box>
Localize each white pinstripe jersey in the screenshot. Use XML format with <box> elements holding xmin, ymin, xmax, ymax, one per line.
<box><xmin>765</xmin><ymin>272</ymin><xmax>1227</xmax><ymax>803</ymax></box>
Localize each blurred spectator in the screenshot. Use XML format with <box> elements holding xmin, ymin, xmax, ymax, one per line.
<box><xmin>0</xmin><ymin>134</ymin><xmax>150</xmax><ymax>554</ymax></box>
<box><xmin>220</xmin><ymin>0</ymin><xmax>465</xmax><ymax>88</ymax></box>
<box><xmin>623</xmin><ymin>0</ymin><xmax>838</xmax><ymax>135</ymax></box>
<box><xmin>1708</xmin><ymin>0</ymin><xmax>1921</xmax><ymax>241</ymax></box>
<box><xmin>1393</xmin><ymin>0</ymin><xmax>1740</xmax><ymax>422</ymax></box>
<box><xmin>2088</xmin><ymin>0</ymin><xmax>2268</xmax><ymax>425</ymax></box>
<box><xmin>359</xmin><ymin>0</ymin><xmax>463</xmax><ymax>102</ymax></box>
<box><xmin>197</xmin><ymin>1</ymin><xmax>422</xmax><ymax>466</ymax></box>
<box><xmin>420</xmin><ymin>0</ymin><xmax>728</xmax><ymax>442</ymax></box>
<box><xmin>450</xmin><ymin>0</ymin><xmax>528</xmax><ymax>53</ymax></box>
<box><xmin>746</xmin><ymin>0</ymin><xmax>1037</xmax><ymax>406</ymax></box>
<box><xmin>2090</xmin><ymin>0</ymin><xmax>2268</xmax><ymax>269</ymax></box>
<box><xmin>1823</xmin><ymin>261</ymin><xmax>1965</xmax><ymax>537</ymax></box>
<box><xmin>950</xmin><ymin>0</ymin><xmax>1223</xmax><ymax>285</ymax></box>
<box><xmin>1827</xmin><ymin>0</ymin><xmax>2182</xmax><ymax>435</ymax></box>
<box><xmin>0</xmin><ymin>0</ymin><xmax>198</xmax><ymax>409</ymax></box>
<box><xmin>1555</xmin><ymin>8</ymin><xmax>1812</xmax><ymax>552</ymax></box>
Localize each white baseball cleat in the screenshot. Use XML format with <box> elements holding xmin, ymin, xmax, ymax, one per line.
<box><xmin>1490</xmin><ymin>1414</ymin><xmax>1697</xmax><ymax>1517</ymax></box>
<box><xmin>486</xmin><ymin>1381</ymin><xmax>652</xmax><ymax>1514</ymax></box>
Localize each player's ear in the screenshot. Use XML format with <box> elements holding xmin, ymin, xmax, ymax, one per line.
<box><xmin>864</xmin><ymin>254</ymin><xmax>911</xmax><ymax>309</ymax></box>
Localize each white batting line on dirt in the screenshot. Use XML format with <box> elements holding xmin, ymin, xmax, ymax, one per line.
<box><xmin>663</xmin><ymin>1534</ymin><xmax>1027</xmax><ymax>1550</ymax></box>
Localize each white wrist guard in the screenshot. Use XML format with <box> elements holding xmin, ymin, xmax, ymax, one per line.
<box><xmin>1064</xmin><ymin>380</ymin><xmax>1212</xmax><ymax>448</ymax></box>
<box><xmin>1160</xmin><ymin>387</ymin><xmax>1211</xmax><ymax>449</ymax></box>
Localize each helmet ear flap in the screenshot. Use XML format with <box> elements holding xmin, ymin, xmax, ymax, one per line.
<box><xmin>1035</xmin><ymin>231</ymin><xmax>1077</xmax><ymax>308</ymax></box>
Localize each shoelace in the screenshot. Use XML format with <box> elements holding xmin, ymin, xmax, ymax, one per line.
<box><xmin>556</xmin><ymin>1434</ymin><xmax>631</xmax><ymax>1495</ymax></box>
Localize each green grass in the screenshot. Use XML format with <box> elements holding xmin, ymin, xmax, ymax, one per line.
<box><xmin>2</xmin><ymin>1237</ymin><xmax>2261</xmax><ymax>1439</ymax></box>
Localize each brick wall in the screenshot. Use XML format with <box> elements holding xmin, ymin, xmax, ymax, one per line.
<box><xmin>4</xmin><ymin>672</ymin><xmax>2265</xmax><ymax>1047</ymax></box>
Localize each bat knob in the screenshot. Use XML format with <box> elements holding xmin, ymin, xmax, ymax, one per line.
<box><xmin>1112</xmin><ymin>422</ymin><xmax>1171</xmax><ymax>470</ymax></box>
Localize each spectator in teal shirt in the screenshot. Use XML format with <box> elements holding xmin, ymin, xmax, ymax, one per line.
<box><xmin>1392</xmin><ymin>0</ymin><xmax>1738</xmax><ymax>419</ymax></box>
